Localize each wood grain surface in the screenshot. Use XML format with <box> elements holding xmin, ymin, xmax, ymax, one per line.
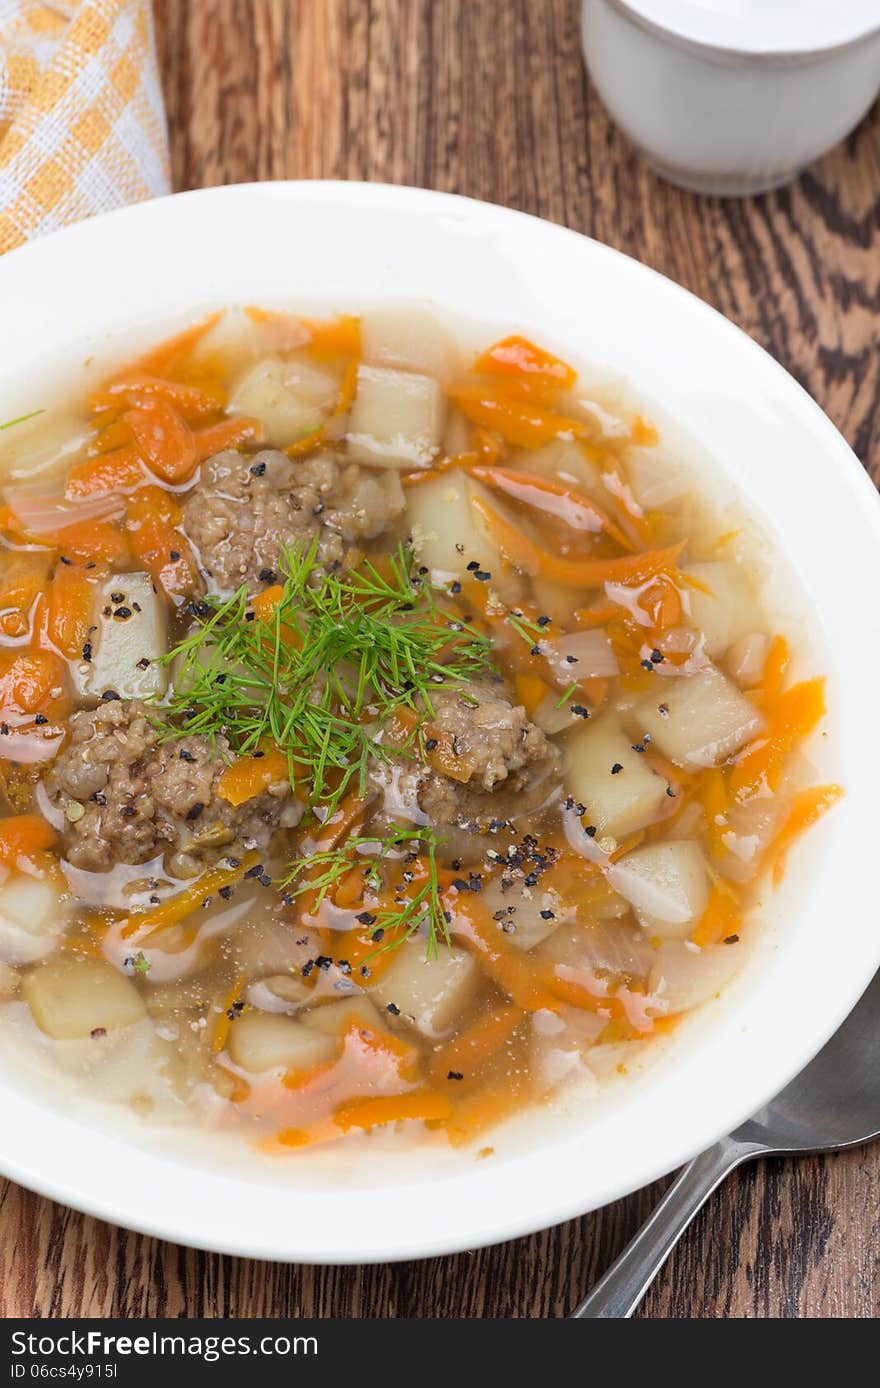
<box><xmin>3</xmin><ymin>0</ymin><xmax>878</xmax><ymax>1320</ymax></box>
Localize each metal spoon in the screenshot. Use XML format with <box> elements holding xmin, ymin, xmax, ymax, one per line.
<box><xmin>571</xmin><ymin>969</ymin><xmax>880</xmax><ymax>1318</ymax></box>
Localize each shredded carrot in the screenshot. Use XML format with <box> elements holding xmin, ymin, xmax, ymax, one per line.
<box><xmin>514</xmin><ymin>672</ymin><xmax>550</xmax><ymax>717</ymax></box>
<box><xmin>301</xmin><ymin>314</ymin><xmax>361</xmax><ymax>360</ymax></box>
<box><xmin>449</xmin><ymin>382</ymin><xmax>591</xmax><ymax>450</ymax></box>
<box><xmin>473</xmin><ymin>335</ymin><xmax>577</xmax><ymax>392</ymax></box>
<box><xmin>691</xmin><ymin>884</ymin><xmax>740</xmax><ymax>948</ymax></box>
<box><xmin>763</xmin><ymin>784</ymin><xmax>843</xmax><ymax>885</ymax></box>
<box><xmin>0</xmin><ymin>813</ymin><xmax>56</xmax><ymax>864</ymax></box>
<box><xmin>429</xmin><ymin>1002</ymin><xmax>524</xmax><ymax>1083</ymax></box>
<box><xmin>119</xmin><ymin>851</ymin><xmax>261</xmax><ymax>940</ymax></box>
<box><xmin>446</xmin><ymin>892</ymin><xmax>558</xmax><ymax>1011</ymax></box>
<box><xmin>90</xmin><ymin>371</ymin><xmax>225</xmax><ymax>420</ymax></box>
<box><xmin>192</xmin><ymin>415</ymin><xmax>262</xmax><ymax>460</ymax></box>
<box><xmin>730</xmin><ymin>677</ymin><xmax>826</xmax><ymax>802</ymax></box>
<box><xmin>251</xmin><ymin>584</ymin><xmax>284</xmax><ymax>622</ymax></box>
<box><xmin>472</xmin><ymin>494</ymin><xmax>684</xmax><ymax>590</ymax></box>
<box><xmin>217</xmin><ymin>749</ymin><xmax>291</xmax><ymax>807</ymax></box>
<box><xmin>46</xmin><ymin>563</ymin><xmax>95</xmax><ymax>659</ymax></box>
<box><xmin>698</xmin><ymin>767</ymin><xmax>730</xmax><ymax>860</ymax></box>
<box><xmin>470</xmin><ymin>464</ymin><xmax>632</xmax><ymax>549</ymax></box>
<box><xmin>125</xmin><ymin>485</ymin><xmax>200</xmax><ymax>601</ymax></box>
<box><xmin>211</xmin><ymin>974</ymin><xmax>245</xmax><ymax>1054</ymax></box>
<box><xmin>334</xmin><ymin>1089</ymin><xmax>452</xmax><ymax>1132</ymax></box>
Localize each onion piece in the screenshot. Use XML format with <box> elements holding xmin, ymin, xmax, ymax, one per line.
<box><xmin>545</xmin><ymin>630</ymin><xmax>619</xmax><ymax>685</ymax></box>
<box><xmin>648</xmin><ymin>940</ymin><xmax>742</xmax><ymax>1012</ymax></box>
<box><xmin>3</xmin><ymin>483</ymin><xmax>124</xmax><ymax>533</ymax></box>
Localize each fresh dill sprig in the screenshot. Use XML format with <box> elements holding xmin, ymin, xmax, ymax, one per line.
<box><xmin>283</xmin><ymin>823</ymin><xmax>451</xmax><ymax>958</ymax></box>
<box><xmin>506</xmin><ymin>608</ymin><xmax>545</xmax><ymax>647</ymax></box>
<box><xmin>160</xmin><ymin>541</ymin><xmax>489</xmax><ymax>954</ymax></box>
<box><xmin>0</xmin><ymin>408</ymin><xmax>44</xmax><ymax>431</ymax></box>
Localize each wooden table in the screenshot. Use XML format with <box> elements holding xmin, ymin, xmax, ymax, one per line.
<box><xmin>3</xmin><ymin>0</ymin><xmax>878</xmax><ymax>1320</ymax></box>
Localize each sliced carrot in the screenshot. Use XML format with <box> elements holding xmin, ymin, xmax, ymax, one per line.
<box><xmin>470</xmin><ymin>465</ymin><xmax>632</xmax><ymax>549</ymax></box>
<box><xmin>119</xmin><ymin>850</ymin><xmax>261</xmax><ymax>940</ymax></box>
<box><xmin>473</xmin><ymin>335</ymin><xmax>577</xmax><ymax>392</ymax></box>
<box><xmin>384</xmin><ymin>704</ymin><xmax>471</xmax><ymax>785</ymax></box>
<box><xmin>211</xmin><ymin>974</ymin><xmax>246</xmax><ymax>1054</ymax></box>
<box><xmin>763</xmin><ymin>784</ymin><xmax>843</xmax><ymax>886</ymax></box>
<box><xmin>333</xmin><ymin>1089</ymin><xmax>452</xmax><ymax>1132</ymax></box>
<box><xmin>449</xmin><ymin>382</ymin><xmax>589</xmax><ymax>450</ymax></box>
<box><xmin>125</xmin><ymin>485</ymin><xmax>199</xmax><ymax>601</ymax></box>
<box><xmin>65</xmin><ymin>446</ymin><xmax>146</xmax><ymax>499</ymax></box>
<box><xmin>46</xmin><ymin>563</ymin><xmax>96</xmax><ymax>659</ymax></box>
<box><xmin>0</xmin><ymin>649</ymin><xmax>68</xmax><ymax>721</ymax></box>
<box><xmin>698</xmin><ymin>767</ymin><xmax>729</xmax><ymax>860</ymax></box>
<box><xmin>52</xmin><ymin>519</ymin><xmax>130</xmax><ymax>566</ymax></box>
<box><xmin>217</xmin><ymin>749</ymin><xmax>292</xmax><ymax>806</ymax></box>
<box><xmin>90</xmin><ymin>371</ymin><xmax>225</xmax><ymax>420</ymax></box>
<box><xmin>0</xmin><ymin>813</ymin><xmax>56</xmax><ymax>863</ymax></box>
<box><xmin>124</xmin><ymin>400</ymin><xmax>197</xmax><ymax>484</ymax></box>
<box><xmin>730</xmin><ymin>677</ymin><xmax>826</xmax><ymax>802</ymax></box>
<box><xmin>472</xmin><ymin>494</ymin><xmax>684</xmax><ymax>590</ymax></box>
<box><xmin>0</xmin><ymin>553</ymin><xmax>51</xmax><ymax>637</ymax></box>
<box><xmin>251</xmin><ymin>584</ymin><xmax>285</xmax><ymax>623</ymax></box>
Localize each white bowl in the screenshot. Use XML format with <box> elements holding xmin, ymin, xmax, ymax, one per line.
<box><xmin>582</xmin><ymin>0</ymin><xmax>880</xmax><ymax>196</ymax></box>
<box><xmin>0</xmin><ymin>182</ymin><xmax>877</xmax><ymax>1263</ymax></box>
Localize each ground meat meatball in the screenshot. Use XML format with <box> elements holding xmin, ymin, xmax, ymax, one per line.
<box><xmin>42</xmin><ymin>700</ymin><xmax>303</xmax><ymax>873</ymax></box>
<box><xmin>370</xmin><ymin>682</ymin><xmax>559</xmax><ymax>831</ymax></box>
<box><xmin>182</xmin><ymin>447</ymin><xmax>405</xmax><ymax>594</ymax></box>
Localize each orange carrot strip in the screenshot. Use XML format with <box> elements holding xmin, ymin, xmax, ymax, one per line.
<box><xmin>46</xmin><ymin>564</ymin><xmax>95</xmax><ymax>659</ymax></box>
<box><xmin>763</xmin><ymin>784</ymin><xmax>843</xmax><ymax>886</ymax></box>
<box><xmin>124</xmin><ymin>400</ymin><xmax>197</xmax><ymax>484</ymax></box>
<box><xmin>691</xmin><ymin>884</ymin><xmax>740</xmax><ymax>948</ymax></box>
<box><xmin>90</xmin><ymin>372</ymin><xmax>224</xmax><ymax>419</ymax></box>
<box><xmin>470</xmin><ymin>464</ymin><xmax>632</xmax><ymax>549</ymax></box>
<box><xmin>333</xmin><ymin>1089</ymin><xmax>452</xmax><ymax>1132</ymax></box>
<box><xmin>730</xmin><ymin>677</ymin><xmax>826</xmax><ymax>802</ymax></box>
<box><xmin>698</xmin><ymin>767</ymin><xmax>729</xmax><ymax>860</ymax></box>
<box><xmin>302</xmin><ymin>314</ymin><xmax>361</xmax><ymax>360</ymax></box>
<box><xmin>0</xmin><ymin>649</ymin><xmax>68</xmax><ymax>720</ymax></box>
<box><xmin>119</xmin><ymin>851</ymin><xmax>261</xmax><ymax>939</ymax></box>
<box><xmin>125</xmin><ymin>485</ymin><xmax>199</xmax><ymax>601</ymax></box>
<box><xmin>65</xmin><ymin>446</ymin><xmax>147</xmax><ymax>499</ymax></box>
<box><xmin>449</xmin><ymin>382</ymin><xmax>589</xmax><ymax>450</ymax></box>
<box><xmin>514</xmin><ymin>673</ymin><xmax>550</xmax><ymax>717</ymax></box>
<box><xmin>473</xmin><ymin>335</ymin><xmax>577</xmax><ymax>391</ymax></box>
<box><xmin>429</xmin><ymin>1003</ymin><xmax>524</xmax><ymax>1083</ymax></box>
<box><xmin>211</xmin><ymin>974</ymin><xmax>246</xmax><ymax>1055</ymax></box>
<box><xmin>217</xmin><ymin>749</ymin><xmax>291</xmax><ymax>807</ymax></box>
<box><xmin>251</xmin><ymin>584</ymin><xmax>285</xmax><ymax>623</ymax></box>
<box><xmin>0</xmin><ymin>813</ymin><xmax>56</xmax><ymax>863</ymax></box>
<box><xmin>52</xmin><ymin>520</ymin><xmax>130</xmax><ymax>566</ymax></box>
<box><xmin>472</xmin><ymin>494</ymin><xmax>684</xmax><ymax>589</ymax></box>
<box><xmin>192</xmin><ymin>415</ymin><xmax>262</xmax><ymax>461</ymax></box>
<box><xmin>446</xmin><ymin>892</ymin><xmax>558</xmax><ymax>1011</ymax></box>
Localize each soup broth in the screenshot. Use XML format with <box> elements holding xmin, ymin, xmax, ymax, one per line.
<box><xmin>0</xmin><ymin>307</ymin><xmax>840</xmax><ymax>1154</ymax></box>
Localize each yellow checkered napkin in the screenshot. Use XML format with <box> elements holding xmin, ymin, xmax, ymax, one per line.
<box><xmin>0</xmin><ymin>0</ymin><xmax>170</xmax><ymax>254</ymax></box>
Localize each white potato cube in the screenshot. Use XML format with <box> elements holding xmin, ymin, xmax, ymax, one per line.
<box><xmin>229</xmin><ymin>353</ymin><xmax>338</xmax><ymax>446</ymax></box>
<box><xmin>368</xmin><ymin>943</ymin><xmax>479</xmax><ymax>1037</ymax></box>
<box><xmin>406</xmin><ymin>469</ymin><xmax>505</xmax><ymax>581</ymax></box>
<box><xmin>608</xmin><ymin>841</ymin><xmax>708</xmax><ymax>939</ymax></box>
<box><xmin>227</xmin><ymin>1011</ymin><xmax>338</xmax><ymax>1072</ymax></box>
<box><xmin>361</xmin><ymin>306</ymin><xmax>456</xmax><ymax>381</ymax></box>
<box><xmin>648</xmin><ymin>940</ymin><xmax>742</xmax><ymax>1012</ymax></box>
<box><xmin>632</xmin><ymin>667</ymin><xmax>763</xmax><ymax>770</ymax></box>
<box><xmin>301</xmin><ymin>994</ymin><xmax>388</xmax><ymax>1037</ymax></box>
<box><xmin>85</xmin><ymin>573</ymin><xmax>167</xmax><ymax>702</ymax></box>
<box><xmin>565</xmin><ymin>716</ymin><xmax>668</xmax><ymax>839</ymax></box>
<box><xmin>681</xmin><ymin>562</ymin><xmax>760</xmax><ymax>659</ymax></box>
<box><xmin>24</xmin><ymin>958</ymin><xmax>146</xmax><ymax>1039</ymax></box>
<box><xmin>0</xmin><ymin>875</ymin><xmax>63</xmax><ymax>965</ymax></box>
<box><xmin>191</xmin><ymin>308</ymin><xmax>310</xmax><ymax>366</ymax></box>
<box><xmin>347</xmin><ymin>364</ymin><xmax>444</xmax><ymax>467</ymax></box>
<box><xmin>726</xmin><ymin>632</ymin><xmax>769</xmax><ymax>689</ymax></box>
<box><xmin>626</xmin><ymin>445</ymin><xmax>690</xmax><ymax>510</ymax></box>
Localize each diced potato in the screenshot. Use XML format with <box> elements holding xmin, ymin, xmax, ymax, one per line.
<box><xmin>716</xmin><ymin>796</ymin><xmax>786</xmax><ymax>885</ymax></box>
<box><xmin>626</xmin><ymin>445</ymin><xmax>690</xmax><ymax>510</ymax></box>
<box><xmin>368</xmin><ymin>942</ymin><xmax>479</xmax><ymax>1036</ymax></box>
<box><xmin>565</xmin><ymin>716</ymin><xmax>668</xmax><ymax>839</ymax></box>
<box><xmin>0</xmin><ymin>874</ymin><xmax>63</xmax><ymax>965</ymax></box>
<box><xmin>301</xmin><ymin>994</ymin><xmax>387</xmax><ymax>1037</ymax></box>
<box><xmin>85</xmin><ymin>573</ymin><xmax>167</xmax><ymax>702</ymax></box>
<box><xmin>347</xmin><ymin>364</ymin><xmax>444</xmax><ymax>467</ymax></box>
<box><xmin>227</xmin><ymin>1011</ymin><xmax>338</xmax><ymax>1072</ymax></box>
<box><xmin>681</xmin><ymin>562</ymin><xmax>760</xmax><ymax>659</ymax></box>
<box><xmin>0</xmin><ymin>961</ymin><xmax>20</xmax><ymax>995</ymax></box>
<box><xmin>608</xmin><ymin>841</ymin><xmax>708</xmax><ymax>939</ymax></box>
<box><xmin>631</xmin><ymin>667</ymin><xmax>763</xmax><ymax>770</ymax></box>
<box><xmin>478</xmin><ymin>875</ymin><xmax>572</xmax><ymax>952</ymax></box>
<box><xmin>649</xmin><ymin>940</ymin><xmax>742</xmax><ymax>1012</ymax></box>
<box><xmin>536</xmin><ymin>919</ymin><xmax>655</xmax><ymax>982</ymax></box>
<box><xmin>190</xmin><ymin>308</ymin><xmax>310</xmax><ymax>366</ymax></box>
<box><xmin>24</xmin><ymin>958</ymin><xmax>146</xmax><ymax>1039</ymax></box>
<box><xmin>406</xmin><ymin>469</ymin><xmax>504</xmax><ymax>581</ymax></box>
<box><xmin>229</xmin><ymin>353</ymin><xmax>338</xmax><ymax>446</ymax></box>
<box><xmin>361</xmin><ymin>306</ymin><xmax>456</xmax><ymax>382</ymax></box>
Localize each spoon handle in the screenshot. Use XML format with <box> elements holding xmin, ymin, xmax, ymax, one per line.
<box><xmin>570</xmin><ymin>1134</ymin><xmax>755</xmax><ymax>1318</ymax></box>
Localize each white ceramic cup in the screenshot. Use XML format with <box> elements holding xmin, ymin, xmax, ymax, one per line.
<box><xmin>581</xmin><ymin>0</ymin><xmax>880</xmax><ymax>196</ymax></box>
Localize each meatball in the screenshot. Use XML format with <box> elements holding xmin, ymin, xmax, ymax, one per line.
<box><xmin>425</xmin><ymin>683</ymin><xmax>551</xmax><ymax>792</ymax></box>
<box><xmin>182</xmin><ymin>447</ymin><xmax>405</xmax><ymax>594</ymax></box>
<box><xmin>43</xmin><ymin>700</ymin><xmax>303</xmax><ymax>873</ymax></box>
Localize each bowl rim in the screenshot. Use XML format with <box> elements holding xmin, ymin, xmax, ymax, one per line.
<box><xmin>0</xmin><ymin>179</ymin><xmax>878</xmax><ymax>1265</ymax></box>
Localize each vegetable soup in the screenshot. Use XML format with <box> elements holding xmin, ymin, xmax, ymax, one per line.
<box><xmin>0</xmin><ymin>307</ymin><xmax>840</xmax><ymax>1153</ymax></box>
